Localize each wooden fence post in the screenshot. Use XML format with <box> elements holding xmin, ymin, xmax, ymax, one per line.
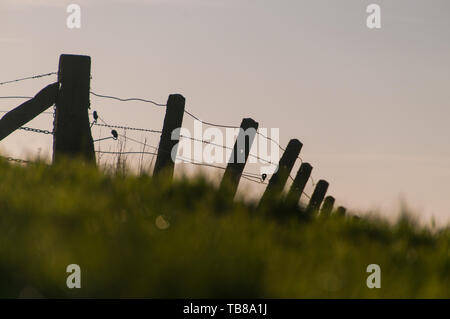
<box><xmin>286</xmin><ymin>162</ymin><xmax>312</xmax><ymax>205</ymax></box>
<box><xmin>153</xmin><ymin>94</ymin><xmax>185</xmax><ymax>179</ymax></box>
<box><xmin>320</xmin><ymin>196</ymin><xmax>335</xmax><ymax>216</ymax></box>
<box><xmin>53</xmin><ymin>54</ymin><xmax>95</xmax><ymax>163</ymax></box>
<box><xmin>0</xmin><ymin>83</ymin><xmax>58</xmax><ymax>141</ymax></box>
<box><xmin>219</xmin><ymin>118</ymin><xmax>258</xmax><ymax>198</ymax></box>
<box><xmin>259</xmin><ymin>139</ymin><xmax>302</xmax><ymax>207</ymax></box>
<box><xmin>306</xmin><ymin>179</ymin><xmax>329</xmax><ymax>214</ymax></box>
<box><xmin>336</xmin><ymin>206</ymin><xmax>347</xmax><ymax>217</ymax></box>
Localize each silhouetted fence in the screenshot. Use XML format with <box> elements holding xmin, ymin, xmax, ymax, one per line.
<box><xmin>0</xmin><ymin>54</ymin><xmax>347</xmax><ymax>216</ymax></box>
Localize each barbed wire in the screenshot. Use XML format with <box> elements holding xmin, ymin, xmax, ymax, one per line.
<box><xmin>92</xmin><ymin>120</ymin><xmax>277</xmax><ymax>168</ymax></box>
<box><xmin>255</xmin><ymin>131</ymin><xmax>317</xmax><ymax>187</ymax></box>
<box><xmin>87</xmin><ymin>93</ymin><xmax>313</xmax><ymax>184</ymax></box>
<box><xmin>241</xmin><ymin>174</ymin><xmax>267</xmax><ymax>184</ymax></box>
<box><xmin>94</xmin><ymin>136</ymin><xmax>117</xmax><ymax>143</ymax></box>
<box><xmin>5</xmin><ymin>122</ymin><xmax>303</xmax><ymax>193</ymax></box>
<box><xmin>288</xmin><ymin>172</ymin><xmax>313</xmax><ymax>198</ymax></box>
<box><xmin>1</xmin><ymin>156</ymin><xmax>30</xmax><ymax>164</ymax></box>
<box><xmin>0</xmin><ymin>96</ymin><xmax>33</xmax><ymax>100</ymax></box>
<box><xmin>6</xmin><ymin>124</ymin><xmax>310</xmax><ymax>195</ymax></box>
<box><xmin>96</xmin><ymin>124</ymin><xmax>270</xmax><ymax>186</ymax></box>
<box><xmin>89</xmin><ymin>90</ymin><xmax>241</xmax><ymax>130</ymax></box>
<box><xmin>0</xmin><ymin>72</ymin><xmax>57</xmax><ymax>86</ymax></box>
<box><xmin>0</xmin><ymin>110</ymin><xmax>55</xmax><ymax>115</ymax></box>
<box><xmin>178</xmin><ymin>134</ymin><xmax>278</xmax><ymax>167</ymax></box>
<box><xmin>257</xmin><ymin>131</ymin><xmax>286</xmax><ymax>152</ymax></box>
<box><xmin>93</xmin><ymin>112</ymin><xmax>275</xmax><ymax>168</ymax></box>
<box><xmin>117</xmin><ymin>134</ymin><xmax>158</xmax><ymax>151</ymax></box>
<box><xmin>90</xmin><ymin>91</ymin><xmax>166</xmax><ymax>107</ymax></box>
<box><xmin>302</xmin><ymin>192</ymin><xmax>311</xmax><ymax>200</ymax></box>
<box><xmin>18</xmin><ymin>126</ymin><xmax>53</xmax><ymax>135</ymax></box>
<box><xmin>93</xmin><ymin>113</ymin><xmax>313</xmax><ymax>193</ymax></box>
<box><xmin>183</xmin><ymin>110</ymin><xmax>240</xmax><ymax>129</ymax></box>
<box><xmin>89</xmin><ymin>89</ymin><xmax>240</xmax><ymax>130</ymax></box>
<box><xmin>183</xmin><ymin>113</ymin><xmax>315</xmax><ymax>187</ymax></box>
<box><xmin>0</xmin><ymin>76</ymin><xmax>318</xmax><ymax>194</ymax></box>
<box><xmin>92</xmin><ymin>122</ymin><xmax>162</xmax><ymax>134</ymax></box>
<box><xmin>96</xmin><ymin>150</ymin><xmax>158</xmax><ymax>156</ymax></box>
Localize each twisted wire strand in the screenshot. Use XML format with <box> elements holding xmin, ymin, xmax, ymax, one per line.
<box><xmin>92</xmin><ymin>122</ymin><xmax>162</xmax><ymax>134</ymax></box>
<box><xmin>0</xmin><ymin>72</ymin><xmax>57</xmax><ymax>86</ymax></box>
<box><xmin>0</xmin><ymin>110</ymin><xmax>55</xmax><ymax>115</ymax></box>
<box><xmin>96</xmin><ymin>150</ymin><xmax>158</xmax><ymax>156</ymax></box>
<box><xmin>184</xmin><ymin>110</ymin><xmax>240</xmax><ymax>129</ymax></box>
<box><xmin>0</xmin><ymin>96</ymin><xmax>33</xmax><ymax>100</ymax></box>
<box><xmin>90</xmin><ymin>91</ymin><xmax>166</xmax><ymax>107</ymax></box>
<box><xmin>18</xmin><ymin>126</ymin><xmax>53</xmax><ymax>135</ymax></box>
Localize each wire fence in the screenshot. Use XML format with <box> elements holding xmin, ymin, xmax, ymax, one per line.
<box><xmin>1</xmin><ymin>71</ymin><xmax>317</xmax><ymax>198</ymax></box>
<box><xmin>94</xmin><ymin>113</ymin><xmax>304</xmax><ymax>191</ymax></box>
<box><xmin>89</xmin><ymin>91</ymin><xmax>316</xmax><ymax>191</ymax></box>
<box><xmin>0</xmin><ymin>72</ymin><xmax>57</xmax><ymax>86</ymax></box>
<box><xmin>0</xmin><ymin>156</ymin><xmax>31</xmax><ymax>164</ymax></box>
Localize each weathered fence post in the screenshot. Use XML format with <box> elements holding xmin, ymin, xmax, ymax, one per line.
<box><xmin>219</xmin><ymin>118</ymin><xmax>258</xmax><ymax>199</ymax></box>
<box><xmin>0</xmin><ymin>83</ymin><xmax>58</xmax><ymax>141</ymax></box>
<box><xmin>53</xmin><ymin>54</ymin><xmax>95</xmax><ymax>163</ymax></box>
<box><xmin>336</xmin><ymin>206</ymin><xmax>347</xmax><ymax>217</ymax></box>
<box><xmin>306</xmin><ymin>179</ymin><xmax>329</xmax><ymax>214</ymax></box>
<box><xmin>286</xmin><ymin>162</ymin><xmax>313</xmax><ymax>205</ymax></box>
<box><xmin>153</xmin><ymin>94</ymin><xmax>185</xmax><ymax>179</ymax></box>
<box><xmin>320</xmin><ymin>195</ymin><xmax>335</xmax><ymax>216</ymax></box>
<box><xmin>259</xmin><ymin>139</ymin><xmax>302</xmax><ymax>207</ymax></box>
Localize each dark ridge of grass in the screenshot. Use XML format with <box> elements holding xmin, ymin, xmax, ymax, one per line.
<box><xmin>0</xmin><ymin>158</ymin><xmax>448</xmax><ymax>298</ymax></box>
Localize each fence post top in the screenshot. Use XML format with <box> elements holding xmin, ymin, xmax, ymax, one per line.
<box><xmin>241</xmin><ymin>118</ymin><xmax>258</xmax><ymax>129</ymax></box>
<box><xmin>287</xmin><ymin>138</ymin><xmax>303</xmax><ymax>151</ymax></box>
<box><xmin>301</xmin><ymin>162</ymin><xmax>313</xmax><ymax>169</ymax></box>
<box><xmin>168</xmin><ymin>94</ymin><xmax>185</xmax><ymax>101</ymax></box>
<box><xmin>59</xmin><ymin>54</ymin><xmax>91</xmax><ymax>61</ymax></box>
<box><xmin>58</xmin><ymin>54</ymin><xmax>91</xmax><ymax>84</ymax></box>
<box><xmin>318</xmin><ymin>179</ymin><xmax>329</xmax><ymax>187</ymax></box>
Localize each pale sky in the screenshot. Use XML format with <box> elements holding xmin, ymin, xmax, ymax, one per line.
<box><xmin>1</xmin><ymin>0</ymin><xmax>449</xmax><ymax>225</ymax></box>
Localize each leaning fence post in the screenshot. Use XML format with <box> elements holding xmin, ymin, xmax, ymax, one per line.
<box><xmin>259</xmin><ymin>139</ymin><xmax>302</xmax><ymax>207</ymax></box>
<box><xmin>306</xmin><ymin>179</ymin><xmax>329</xmax><ymax>214</ymax></box>
<box><xmin>53</xmin><ymin>54</ymin><xmax>95</xmax><ymax>163</ymax></box>
<box><xmin>0</xmin><ymin>83</ymin><xmax>58</xmax><ymax>141</ymax></box>
<box><xmin>336</xmin><ymin>206</ymin><xmax>347</xmax><ymax>217</ymax></box>
<box><xmin>286</xmin><ymin>162</ymin><xmax>312</xmax><ymax>205</ymax></box>
<box><xmin>320</xmin><ymin>196</ymin><xmax>335</xmax><ymax>216</ymax></box>
<box><xmin>219</xmin><ymin>118</ymin><xmax>258</xmax><ymax>199</ymax></box>
<box><xmin>153</xmin><ymin>94</ymin><xmax>185</xmax><ymax>179</ymax></box>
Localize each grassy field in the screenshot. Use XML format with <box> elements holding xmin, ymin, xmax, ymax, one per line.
<box><xmin>0</xmin><ymin>158</ymin><xmax>448</xmax><ymax>298</ymax></box>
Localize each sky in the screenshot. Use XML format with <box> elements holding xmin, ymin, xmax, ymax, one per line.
<box><xmin>1</xmin><ymin>0</ymin><xmax>449</xmax><ymax>225</ymax></box>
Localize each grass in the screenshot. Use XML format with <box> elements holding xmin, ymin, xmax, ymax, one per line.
<box><xmin>0</xmin><ymin>158</ymin><xmax>448</xmax><ymax>298</ymax></box>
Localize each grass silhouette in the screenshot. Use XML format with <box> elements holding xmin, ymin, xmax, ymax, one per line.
<box><xmin>0</xmin><ymin>158</ymin><xmax>448</xmax><ymax>298</ymax></box>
